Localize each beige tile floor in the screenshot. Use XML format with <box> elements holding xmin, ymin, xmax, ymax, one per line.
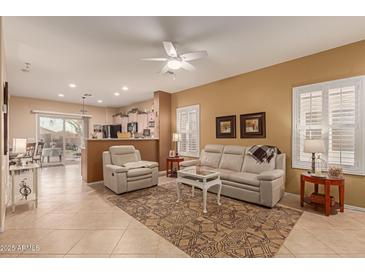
<box><xmin>0</xmin><ymin>165</ymin><xmax>364</xmax><ymax>258</ymax></box>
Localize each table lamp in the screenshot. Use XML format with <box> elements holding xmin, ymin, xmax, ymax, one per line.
<box><xmin>12</xmin><ymin>138</ymin><xmax>27</xmax><ymax>166</ymax></box>
<box><xmin>304</xmin><ymin>139</ymin><xmax>325</xmax><ymax>174</ymax></box>
<box><xmin>172</xmin><ymin>133</ymin><xmax>181</xmax><ymax>157</ymax></box>
<box><xmin>13</xmin><ymin>138</ymin><xmax>27</xmax><ymax>154</ymax></box>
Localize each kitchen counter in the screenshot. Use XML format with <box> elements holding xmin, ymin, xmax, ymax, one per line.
<box><xmin>81</xmin><ymin>138</ymin><xmax>159</xmax><ymax>183</ymax></box>
<box><xmin>87</xmin><ymin>138</ymin><xmax>159</xmax><ymax>141</ymax></box>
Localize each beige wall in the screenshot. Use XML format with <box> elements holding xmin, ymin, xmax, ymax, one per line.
<box><xmin>9</xmin><ymin>96</ymin><xmax>118</xmax><ymax>142</ymax></box>
<box><xmin>171</xmin><ymin>40</ymin><xmax>365</xmax><ymax>208</ymax></box>
<box><xmin>0</xmin><ymin>17</ymin><xmax>6</xmax><ymax>232</ymax></box>
<box><xmin>117</xmin><ymin>99</ymin><xmax>154</xmax><ymax>114</ymax></box>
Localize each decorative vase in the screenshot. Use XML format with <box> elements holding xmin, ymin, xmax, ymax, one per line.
<box><xmin>315</xmin><ymin>155</ymin><xmax>326</xmax><ymax>176</ymax></box>
<box><xmin>328</xmin><ymin>165</ymin><xmax>343</xmax><ymax>178</ymax></box>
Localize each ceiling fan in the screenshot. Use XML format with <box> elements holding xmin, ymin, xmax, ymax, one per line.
<box><xmin>142</xmin><ymin>41</ymin><xmax>208</xmax><ymax>74</ymax></box>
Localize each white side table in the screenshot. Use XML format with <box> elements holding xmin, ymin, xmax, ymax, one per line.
<box><xmin>9</xmin><ymin>163</ymin><xmax>40</xmax><ymax>213</ymax></box>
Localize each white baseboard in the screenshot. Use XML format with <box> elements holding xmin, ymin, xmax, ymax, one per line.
<box><xmin>284</xmin><ymin>191</ymin><xmax>365</xmax><ymax>212</ymax></box>
<box><xmin>344</xmin><ymin>204</ymin><xmax>365</xmax><ymax>212</ymax></box>
<box><xmin>86</xmin><ymin>180</ymin><xmax>104</xmax><ymax>185</ymax></box>
<box><xmin>159</xmin><ymin>170</ymin><xmax>166</xmax><ymax>176</ymax></box>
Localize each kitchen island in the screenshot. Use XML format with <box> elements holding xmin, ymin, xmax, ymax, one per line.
<box><xmin>81</xmin><ymin>138</ymin><xmax>159</xmax><ymax>183</ymax></box>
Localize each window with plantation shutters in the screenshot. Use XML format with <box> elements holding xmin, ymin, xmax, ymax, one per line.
<box><xmin>176</xmin><ymin>104</ymin><xmax>200</xmax><ymax>157</ymax></box>
<box><xmin>292</xmin><ymin>76</ymin><xmax>365</xmax><ymax>175</ymax></box>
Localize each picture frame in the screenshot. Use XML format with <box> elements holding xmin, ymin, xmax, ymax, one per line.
<box><xmin>169</xmin><ymin>150</ymin><xmax>176</xmax><ymax>158</ymax></box>
<box><xmin>240</xmin><ymin>112</ymin><xmax>266</xmax><ymax>138</ymax></box>
<box><xmin>216</xmin><ymin>115</ymin><xmax>236</xmax><ymax>138</ymax></box>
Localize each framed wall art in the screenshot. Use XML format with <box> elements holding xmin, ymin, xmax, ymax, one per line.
<box><xmin>216</xmin><ymin>115</ymin><xmax>236</xmax><ymax>138</ymax></box>
<box><xmin>240</xmin><ymin>112</ymin><xmax>266</xmax><ymax>138</ymax></box>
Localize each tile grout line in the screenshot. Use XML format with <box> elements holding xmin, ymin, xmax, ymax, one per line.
<box><xmin>300</xmin><ymin>226</ymin><xmax>341</xmax><ymax>256</ymax></box>
<box><xmin>62</xmin><ymin>230</ymin><xmax>88</xmax><ymax>257</ymax></box>
<box><xmin>109</xmin><ymin>224</ymin><xmax>130</xmax><ymax>256</ymax></box>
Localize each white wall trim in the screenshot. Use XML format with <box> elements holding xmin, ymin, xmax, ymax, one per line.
<box><xmin>31</xmin><ymin>109</ymin><xmax>92</xmax><ymax>118</ymax></box>
<box><xmin>284</xmin><ymin>191</ymin><xmax>365</xmax><ymax>212</ymax></box>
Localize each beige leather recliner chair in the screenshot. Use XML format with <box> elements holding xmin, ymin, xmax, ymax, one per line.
<box><xmin>102</xmin><ymin>145</ymin><xmax>159</xmax><ymax>194</ymax></box>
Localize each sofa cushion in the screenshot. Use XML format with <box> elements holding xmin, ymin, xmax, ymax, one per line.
<box><xmin>105</xmin><ymin>164</ymin><xmax>128</xmax><ymax>173</ymax></box>
<box><xmin>217</xmin><ymin>168</ymin><xmax>232</xmax><ymax>181</ymax></box>
<box><xmin>242</xmin><ymin>153</ymin><xmax>276</xmax><ymax>174</ymax></box>
<box><xmin>123</xmin><ymin>161</ymin><xmax>158</xmax><ymax>169</ymax></box>
<box><xmin>219</xmin><ymin>145</ymin><xmax>245</xmax><ymax>171</ymax></box>
<box><xmin>257</xmin><ymin>169</ymin><xmax>284</xmax><ymax>181</ymax></box>
<box><xmin>110</xmin><ymin>146</ymin><xmax>139</xmax><ymax>166</ymax></box>
<box><xmin>200</xmin><ymin>151</ymin><xmax>222</xmax><ymax>169</ymax></box>
<box><xmin>181</xmin><ymin>159</ymin><xmax>201</xmax><ymax>168</ymax></box>
<box><xmin>127</xmin><ymin>167</ymin><xmax>152</xmax><ymax>177</ymax></box>
<box><xmin>204</xmin><ymin>144</ymin><xmax>224</xmax><ymax>153</ymax></box>
<box><xmin>222</xmin><ymin>179</ymin><xmax>260</xmax><ymax>193</ymax></box>
<box><xmin>228</xmin><ymin>172</ymin><xmax>260</xmax><ymax>187</ymax></box>
<box><xmin>127</xmin><ymin>174</ymin><xmax>152</xmax><ymax>182</ymax></box>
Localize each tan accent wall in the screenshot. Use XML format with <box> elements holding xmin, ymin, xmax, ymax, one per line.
<box><xmin>117</xmin><ymin>99</ymin><xmax>154</xmax><ymax>114</ymax></box>
<box><xmin>155</xmin><ymin>91</ymin><xmax>171</xmax><ymax>171</ymax></box>
<box><xmin>9</xmin><ymin>96</ymin><xmax>118</xmax><ymax>142</ymax></box>
<box><xmin>171</xmin><ymin>40</ymin><xmax>365</xmax><ymax>208</ymax></box>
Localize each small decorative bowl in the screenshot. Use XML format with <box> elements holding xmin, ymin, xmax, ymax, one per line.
<box><xmin>328</xmin><ymin>165</ymin><xmax>343</xmax><ymax>178</ymax></box>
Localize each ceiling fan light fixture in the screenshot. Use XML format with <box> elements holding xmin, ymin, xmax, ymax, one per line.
<box><xmin>167</xmin><ymin>60</ymin><xmax>182</xmax><ymax>70</ymax></box>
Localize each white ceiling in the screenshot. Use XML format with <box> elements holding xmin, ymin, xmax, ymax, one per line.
<box><xmin>4</xmin><ymin>16</ymin><xmax>365</xmax><ymax>107</ymax></box>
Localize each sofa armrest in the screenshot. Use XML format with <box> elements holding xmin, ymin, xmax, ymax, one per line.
<box><xmin>257</xmin><ymin>169</ymin><xmax>284</xmax><ymax>181</ymax></box>
<box><xmin>180</xmin><ymin>159</ymin><xmax>200</xmax><ymax>167</ymax></box>
<box><xmin>105</xmin><ymin>164</ymin><xmax>128</xmax><ymax>173</ymax></box>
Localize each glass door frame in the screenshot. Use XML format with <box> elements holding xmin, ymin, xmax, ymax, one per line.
<box><xmin>36</xmin><ymin>113</ymin><xmax>85</xmax><ymax>166</ymax></box>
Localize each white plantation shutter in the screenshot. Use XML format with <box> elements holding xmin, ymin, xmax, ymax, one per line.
<box><xmin>176</xmin><ymin>105</ymin><xmax>200</xmax><ymax>157</ymax></box>
<box><xmin>292</xmin><ymin>76</ymin><xmax>365</xmax><ymax>175</ymax></box>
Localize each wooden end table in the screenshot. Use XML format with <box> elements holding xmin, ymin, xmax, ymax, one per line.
<box><xmin>300</xmin><ymin>173</ymin><xmax>345</xmax><ymax>216</ymax></box>
<box><xmin>166</xmin><ymin>156</ymin><xmax>184</xmax><ymax>177</ymax></box>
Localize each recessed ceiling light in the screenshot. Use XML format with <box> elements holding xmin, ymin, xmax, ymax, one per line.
<box><xmin>122</xmin><ymin>86</ymin><xmax>129</xmax><ymax>91</ymax></box>
<box><xmin>114</xmin><ymin>92</ymin><xmax>120</xmax><ymax>96</ymax></box>
<box><xmin>69</xmin><ymin>83</ymin><xmax>76</xmax><ymax>88</ymax></box>
<box><xmin>97</xmin><ymin>100</ymin><xmax>103</xmax><ymax>103</ymax></box>
<box><xmin>58</xmin><ymin>93</ymin><xmax>64</xmax><ymax>97</ymax></box>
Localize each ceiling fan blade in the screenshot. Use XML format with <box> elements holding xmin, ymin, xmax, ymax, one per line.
<box><xmin>141</xmin><ymin>58</ymin><xmax>168</xmax><ymax>61</ymax></box>
<box><xmin>181</xmin><ymin>61</ymin><xmax>195</xmax><ymax>71</ymax></box>
<box><xmin>180</xmin><ymin>51</ymin><xmax>208</xmax><ymax>61</ymax></box>
<box><xmin>160</xmin><ymin>63</ymin><xmax>170</xmax><ymax>74</ymax></box>
<box><xmin>163</xmin><ymin>41</ymin><xmax>177</xmax><ymax>57</ymax></box>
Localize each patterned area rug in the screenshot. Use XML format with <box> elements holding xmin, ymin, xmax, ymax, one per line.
<box><xmin>107</xmin><ymin>183</ymin><xmax>302</xmax><ymax>258</ymax></box>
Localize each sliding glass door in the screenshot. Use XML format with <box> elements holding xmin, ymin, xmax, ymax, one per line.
<box><xmin>37</xmin><ymin>115</ymin><xmax>84</xmax><ymax>166</ymax></box>
<box><xmin>64</xmin><ymin>118</ymin><xmax>83</xmax><ymax>164</ymax></box>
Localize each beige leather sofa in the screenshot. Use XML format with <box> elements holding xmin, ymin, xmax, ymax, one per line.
<box><xmin>181</xmin><ymin>144</ymin><xmax>285</xmax><ymax>207</ymax></box>
<box><xmin>102</xmin><ymin>145</ymin><xmax>159</xmax><ymax>194</ymax></box>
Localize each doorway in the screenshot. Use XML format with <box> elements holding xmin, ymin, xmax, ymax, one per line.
<box><xmin>37</xmin><ymin>115</ymin><xmax>84</xmax><ymax>166</ymax></box>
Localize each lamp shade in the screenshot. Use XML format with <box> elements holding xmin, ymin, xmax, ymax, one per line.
<box><xmin>304</xmin><ymin>139</ymin><xmax>325</xmax><ymax>153</ymax></box>
<box><xmin>13</xmin><ymin>138</ymin><xmax>27</xmax><ymax>153</ymax></box>
<box><xmin>172</xmin><ymin>133</ymin><xmax>181</xmax><ymax>142</ymax></box>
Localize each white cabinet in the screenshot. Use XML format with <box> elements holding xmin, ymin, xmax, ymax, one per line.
<box><xmin>121</xmin><ymin>116</ymin><xmax>128</xmax><ymax>133</ymax></box>
<box><xmin>128</xmin><ymin>112</ymin><xmax>138</xmax><ymax>123</ymax></box>
<box><xmin>137</xmin><ymin>113</ymin><xmax>148</xmax><ymax>133</ymax></box>
<box><xmin>113</xmin><ymin>115</ymin><xmax>123</xmax><ymax>125</ymax></box>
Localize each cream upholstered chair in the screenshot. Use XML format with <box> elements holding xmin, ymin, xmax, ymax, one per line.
<box><xmin>102</xmin><ymin>145</ymin><xmax>159</xmax><ymax>194</ymax></box>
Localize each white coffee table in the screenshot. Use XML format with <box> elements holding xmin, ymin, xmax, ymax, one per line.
<box><xmin>176</xmin><ymin>166</ymin><xmax>222</xmax><ymax>213</ymax></box>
